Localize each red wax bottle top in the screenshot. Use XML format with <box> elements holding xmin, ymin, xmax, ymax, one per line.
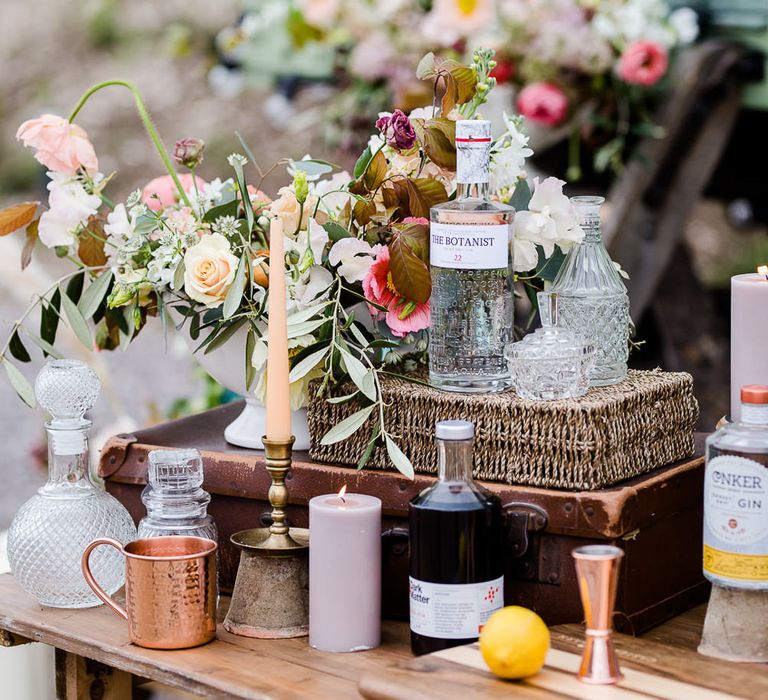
<box><xmin>741</xmin><ymin>385</ymin><xmax>768</xmax><ymax>404</ymax></box>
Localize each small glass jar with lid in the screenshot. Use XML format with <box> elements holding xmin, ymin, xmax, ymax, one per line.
<box><xmin>505</xmin><ymin>292</ymin><xmax>595</xmax><ymax>401</ymax></box>
<box><xmin>137</xmin><ymin>449</ymin><xmax>217</xmax><ymax>542</ymax></box>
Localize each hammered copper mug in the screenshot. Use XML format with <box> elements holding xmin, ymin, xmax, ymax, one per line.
<box><xmin>82</xmin><ymin>536</ymin><xmax>217</xmax><ymax>649</ymax></box>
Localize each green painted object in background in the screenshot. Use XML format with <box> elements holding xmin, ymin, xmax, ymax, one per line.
<box><xmin>670</xmin><ymin>1</ymin><xmax>768</xmax><ymax>109</ymax></box>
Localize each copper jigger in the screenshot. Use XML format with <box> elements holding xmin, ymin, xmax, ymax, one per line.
<box><xmin>572</xmin><ymin>545</ymin><xmax>624</xmax><ymax>684</ymax></box>
<box><xmin>82</xmin><ymin>536</ymin><xmax>217</xmax><ymax>649</ymax></box>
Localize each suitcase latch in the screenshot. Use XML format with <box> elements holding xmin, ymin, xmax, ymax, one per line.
<box><xmin>503</xmin><ymin>502</ymin><xmax>558</xmax><ymax>584</ymax></box>
<box><xmin>504</xmin><ymin>502</ymin><xmax>548</xmax><ymax>558</ymax></box>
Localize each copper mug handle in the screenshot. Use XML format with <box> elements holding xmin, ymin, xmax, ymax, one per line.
<box><xmin>81</xmin><ymin>538</ymin><xmax>128</xmax><ymax>620</ymax></box>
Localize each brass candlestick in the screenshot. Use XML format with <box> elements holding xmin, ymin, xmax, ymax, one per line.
<box><xmin>223</xmin><ymin>436</ymin><xmax>309</xmax><ymax>639</ymax></box>
<box><xmin>572</xmin><ymin>545</ymin><xmax>624</xmax><ymax>685</ymax></box>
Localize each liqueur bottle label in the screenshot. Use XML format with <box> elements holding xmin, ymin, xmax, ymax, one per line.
<box><xmin>408</xmin><ymin>575</ymin><xmax>504</xmax><ymax>639</ymax></box>
<box><xmin>429</xmin><ymin>222</ymin><xmax>509</xmax><ymax>270</ymax></box>
<box><xmin>703</xmin><ymin>455</ymin><xmax>768</xmax><ymax>582</ymax></box>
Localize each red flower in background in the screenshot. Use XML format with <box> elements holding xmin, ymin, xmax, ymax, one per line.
<box><xmin>617</xmin><ymin>41</ymin><xmax>668</xmax><ymax>86</ymax></box>
<box><xmin>516</xmin><ymin>82</ymin><xmax>568</xmax><ymax>127</ymax></box>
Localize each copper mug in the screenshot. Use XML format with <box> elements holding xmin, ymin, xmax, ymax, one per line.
<box><xmin>82</xmin><ymin>536</ymin><xmax>217</xmax><ymax>649</ymax></box>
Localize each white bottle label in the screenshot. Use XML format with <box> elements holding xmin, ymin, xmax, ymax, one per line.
<box><xmin>430</xmin><ymin>222</ymin><xmax>509</xmax><ymax>270</ymax></box>
<box><xmin>409</xmin><ymin>576</ymin><xmax>504</xmax><ymax>639</ymax></box>
<box><xmin>704</xmin><ymin>455</ymin><xmax>768</xmax><ymax>584</ymax></box>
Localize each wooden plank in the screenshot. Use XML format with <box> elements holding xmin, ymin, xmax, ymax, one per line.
<box><xmin>55</xmin><ymin>649</ymin><xmax>132</xmax><ymax>700</ymax></box>
<box><xmin>0</xmin><ymin>629</ymin><xmax>32</xmax><ymax>647</ymax></box>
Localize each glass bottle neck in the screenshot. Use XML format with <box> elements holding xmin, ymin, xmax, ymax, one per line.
<box><xmin>43</xmin><ymin>428</ymin><xmax>92</xmax><ymax>495</ymax></box>
<box><xmin>456</xmin><ymin>181</ymin><xmax>490</xmax><ymax>201</ymax></box>
<box><xmin>740</xmin><ymin>403</ymin><xmax>768</xmax><ymax>426</ymax></box>
<box><xmin>437</xmin><ymin>439</ymin><xmax>474</xmax><ymax>482</ymax></box>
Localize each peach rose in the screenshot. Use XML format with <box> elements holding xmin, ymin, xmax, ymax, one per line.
<box><xmin>183</xmin><ymin>233</ymin><xmax>239</xmax><ymax>308</ymax></box>
<box><xmin>16</xmin><ymin>114</ymin><xmax>99</xmax><ymax>175</ymax></box>
<box><xmin>268</xmin><ymin>187</ymin><xmax>324</xmax><ymax>236</ymax></box>
<box><xmin>142</xmin><ymin>173</ymin><xmax>206</xmax><ymax>212</ymax></box>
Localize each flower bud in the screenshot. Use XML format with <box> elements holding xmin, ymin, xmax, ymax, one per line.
<box><xmin>173</xmin><ymin>137</ymin><xmax>205</xmax><ymax>168</ymax></box>
<box><xmin>293</xmin><ymin>170</ymin><xmax>309</xmax><ymax>205</ymax></box>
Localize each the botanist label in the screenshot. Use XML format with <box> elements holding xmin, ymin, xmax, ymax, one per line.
<box><xmin>704</xmin><ymin>455</ymin><xmax>768</xmax><ymax>585</ymax></box>
<box><xmin>430</xmin><ymin>222</ymin><xmax>509</xmax><ymax>270</ymax></box>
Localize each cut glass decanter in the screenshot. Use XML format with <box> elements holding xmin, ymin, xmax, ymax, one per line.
<box><xmin>550</xmin><ymin>196</ymin><xmax>629</xmax><ymax>386</ymax></box>
<box><xmin>137</xmin><ymin>449</ymin><xmax>217</xmax><ymax>541</ymax></box>
<box><xmin>7</xmin><ymin>359</ymin><xmax>136</xmax><ymax>608</ymax></box>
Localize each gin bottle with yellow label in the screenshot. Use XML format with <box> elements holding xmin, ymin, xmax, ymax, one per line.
<box><xmin>703</xmin><ymin>385</ymin><xmax>768</xmax><ymax>589</ymax></box>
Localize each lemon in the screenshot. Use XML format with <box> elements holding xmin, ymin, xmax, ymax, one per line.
<box><xmin>479</xmin><ymin>606</ymin><xmax>550</xmax><ymax>680</ymax></box>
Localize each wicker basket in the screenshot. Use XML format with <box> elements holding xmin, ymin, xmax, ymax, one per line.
<box><xmin>307</xmin><ymin>369</ymin><xmax>699</xmax><ymax>490</ymax></box>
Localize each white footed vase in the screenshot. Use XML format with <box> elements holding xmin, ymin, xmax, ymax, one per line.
<box><xmin>180</xmin><ymin>324</ymin><xmax>311</xmax><ymax>451</ymax></box>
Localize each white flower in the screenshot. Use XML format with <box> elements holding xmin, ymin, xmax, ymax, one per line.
<box><xmin>312</xmin><ymin>171</ymin><xmax>353</xmax><ymax>216</ymax></box>
<box><xmin>38</xmin><ymin>172</ymin><xmax>101</xmax><ymax>248</ymax></box>
<box><xmin>512</xmin><ymin>177</ymin><xmax>582</xmax><ymax>272</ymax></box>
<box><xmin>669</xmin><ymin>7</ymin><xmax>699</xmax><ymax>45</ymax></box>
<box><xmin>490</xmin><ymin>113</ymin><xmax>534</xmax><ymax>197</ymax></box>
<box><xmin>227</xmin><ymin>153</ymin><xmax>248</xmax><ymax>168</ymax></box>
<box><xmin>288</xmin><ymin>218</ymin><xmax>330</xmax><ymax>269</ymax></box>
<box><xmin>104</xmin><ymin>203</ymin><xmax>136</xmax><ymax>246</ymax></box>
<box><xmin>294</xmin><ymin>265</ymin><xmax>334</xmax><ymax>309</ymax></box>
<box><xmin>328</xmin><ymin>237</ymin><xmax>380</xmax><ymax>283</ymax></box>
<box><xmin>212</xmin><ymin>215</ymin><xmax>240</xmax><ymax>237</ymax></box>
<box><xmin>408</xmin><ymin>106</ymin><xmax>438</xmax><ymax>121</ymax></box>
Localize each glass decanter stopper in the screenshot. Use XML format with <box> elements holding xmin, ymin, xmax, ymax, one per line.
<box><xmin>506</xmin><ymin>292</ymin><xmax>595</xmax><ymax>400</ymax></box>
<box><xmin>550</xmin><ymin>196</ymin><xmax>629</xmax><ymax>386</ymax></box>
<box><xmin>138</xmin><ymin>449</ymin><xmax>217</xmax><ymax>541</ymax></box>
<box><xmin>7</xmin><ymin>359</ymin><xmax>136</xmax><ymax>608</ymax></box>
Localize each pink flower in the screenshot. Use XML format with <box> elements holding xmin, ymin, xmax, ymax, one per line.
<box><xmin>16</xmin><ymin>114</ymin><xmax>99</xmax><ymax>175</ymax></box>
<box><xmin>617</xmin><ymin>41</ymin><xmax>668</xmax><ymax>87</ymax></box>
<box><xmin>403</xmin><ymin>216</ymin><xmax>429</xmax><ymax>225</ymax></box>
<box><xmin>516</xmin><ymin>82</ymin><xmax>568</xmax><ymax>127</ymax></box>
<box><xmin>141</xmin><ymin>174</ymin><xmax>206</xmax><ymax>212</ymax></box>
<box><xmin>376</xmin><ymin>110</ymin><xmax>417</xmax><ymax>151</ymax></box>
<box><xmin>362</xmin><ymin>246</ymin><xmax>430</xmax><ymax>338</ymax></box>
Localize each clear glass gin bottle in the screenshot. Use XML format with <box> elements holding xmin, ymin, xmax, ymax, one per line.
<box><xmin>550</xmin><ymin>196</ymin><xmax>629</xmax><ymax>386</ymax></box>
<box><xmin>409</xmin><ymin>420</ymin><xmax>504</xmax><ymax>656</ymax></box>
<box><xmin>429</xmin><ymin>119</ymin><xmax>514</xmax><ymax>392</ymax></box>
<box><xmin>703</xmin><ymin>385</ymin><xmax>768</xmax><ymax>590</ymax></box>
<box><xmin>7</xmin><ymin>360</ymin><xmax>136</xmax><ymax>608</ymax></box>
<box><xmin>138</xmin><ymin>448</ymin><xmax>217</xmax><ymax>541</ymax></box>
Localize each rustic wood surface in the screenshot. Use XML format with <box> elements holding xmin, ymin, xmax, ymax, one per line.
<box><xmin>0</xmin><ymin>573</ymin><xmax>764</xmax><ymax>699</ymax></box>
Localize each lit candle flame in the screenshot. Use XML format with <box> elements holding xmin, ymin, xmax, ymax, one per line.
<box><xmin>758</xmin><ymin>265</ymin><xmax>768</xmax><ymax>281</ymax></box>
<box><xmin>337</xmin><ymin>484</ymin><xmax>347</xmax><ymax>503</ymax></box>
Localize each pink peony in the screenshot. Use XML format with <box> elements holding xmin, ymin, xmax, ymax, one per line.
<box><xmin>16</xmin><ymin>114</ymin><xmax>99</xmax><ymax>175</ymax></box>
<box><xmin>516</xmin><ymin>82</ymin><xmax>568</xmax><ymax>127</ymax></box>
<box><xmin>617</xmin><ymin>41</ymin><xmax>668</xmax><ymax>87</ymax></box>
<box><xmin>362</xmin><ymin>246</ymin><xmax>430</xmax><ymax>338</ymax></box>
<box><xmin>141</xmin><ymin>174</ymin><xmax>206</xmax><ymax>212</ymax></box>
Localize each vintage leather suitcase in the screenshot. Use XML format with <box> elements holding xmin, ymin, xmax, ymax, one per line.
<box><xmin>99</xmin><ymin>401</ymin><xmax>709</xmax><ymax>634</ymax></box>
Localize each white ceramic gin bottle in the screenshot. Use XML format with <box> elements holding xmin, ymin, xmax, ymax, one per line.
<box><xmin>429</xmin><ymin>120</ymin><xmax>514</xmax><ymax>392</ymax></box>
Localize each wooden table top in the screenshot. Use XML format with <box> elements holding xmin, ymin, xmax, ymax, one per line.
<box><xmin>0</xmin><ymin>573</ymin><xmax>765</xmax><ymax>699</ymax></box>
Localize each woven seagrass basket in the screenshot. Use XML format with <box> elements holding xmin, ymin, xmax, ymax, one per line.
<box><xmin>307</xmin><ymin>369</ymin><xmax>699</xmax><ymax>490</ymax></box>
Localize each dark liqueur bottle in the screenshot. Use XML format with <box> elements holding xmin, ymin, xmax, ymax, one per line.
<box><xmin>409</xmin><ymin>420</ymin><xmax>504</xmax><ymax>656</ymax></box>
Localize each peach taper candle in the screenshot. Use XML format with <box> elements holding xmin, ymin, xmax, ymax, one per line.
<box><xmin>265</xmin><ymin>217</ymin><xmax>292</xmax><ymax>441</ymax></box>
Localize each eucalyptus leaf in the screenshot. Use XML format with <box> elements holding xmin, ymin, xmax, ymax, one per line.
<box><xmin>9</xmin><ymin>330</ymin><xmax>30</xmax><ymax>363</ymax></box>
<box><xmin>3</xmin><ymin>360</ymin><xmax>35</xmax><ymax>407</ymax></box>
<box><xmin>223</xmin><ymin>256</ymin><xmax>247</xmax><ymax>319</ymax></box>
<box><xmin>385</xmin><ymin>435</ymin><xmax>415</xmax><ymax>479</ymax></box>
<box><xmin>349</xmin><ymin>322</ymin><xmax>371</xmax><ymax>349</ymax></box>
<box><xmin>289</xmin><ymin>345</ymin><xmax>329</xmax><ymax>382</ymax></box>
<box><xmin>357</xmin><ymin>430</ymin><xmax>380</xmax><ymax>470</ymax></box>
<box><xmin>202</xmin><ymin>318</ymin><xmax>246</xmax><ymax>355</ymax></box>
<box><xmin>78</xmin><ymin>270</ymin><xmax>113</xmax><ymax>320</ymax></box>
<box><xmin>287</xmin><ymin>318</ymin><xmax>328</xmax><ymax>339</ymax></box>
<box><xmin>24</xmin><ymin>331</ymin><xmax>63</xmax><ymax>360</ymax></box>
<box><xmin>286</xmin><ymin>300</ymin><xmax>333</xmax><ymax>326</ymax></box>
<box><xmin>320</xmin><ymin>405</ymin><xmax>374</xmax><ymax>445</ymax></box>
<box><xmin>202</xmin><ymin>198</ymin><xmax>239</xmax><ymax>224</ymax></box>
<box><xmin>173</xmin><ymin>261</ymin><xmax>185</xmax><ymax>292</ymax></box>
<box><xmin>322</xmin><ymin>221</ymin><xmax>352</xmax><ymax>242</ymax></box>
<box><xmin>327</xmin><ymin>392</ymin><xmax>360</xmax><ymax>404</ymax></box>
<box><xmin>291</xmin><ymin>159</ymin><xmax>335</xmax><ymax>177</ymax></box>
<box><xmin>61</xmin><ymin>293</ymin><xmax>92</xmax><ymax>349</ymax></box>
<box><xmin>40</xmin><ymin>288</ymin><xmax>61</xmax><ymax>351</ymax></box>
<box><xmin>65</xmin><ymin>271</ymin><xmax>85</xmax><ymax>304</ymax></box>
<box><xmin>245</xmin><ymin>326</ymin><xmax>256</xmax><ymax>391</ymax></box>
<box><xmin>340</xmin><ymin>348</ymin><xmax>375</xmax><ymax>401</ymax></box>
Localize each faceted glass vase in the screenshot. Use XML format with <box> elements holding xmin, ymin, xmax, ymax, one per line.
<box><xmin>7</xmin><ymin>360</ymin><xmax>136</xmax><ymax>608</ymax></box>
<box><xmin>550</xmin><ymin>196</ymin><xmax>629</xmax><ymax>387</ymax></box>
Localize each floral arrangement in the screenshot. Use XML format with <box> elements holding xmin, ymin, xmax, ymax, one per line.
<box><xmin>0</xmin><ymin>50</ymin><xmax>582</xmax><ymax>477</ymax></box>
<box><xmin>219</xmin><ymin>0</ymin><xmax>698</xmax><ymax>177</ymax></box>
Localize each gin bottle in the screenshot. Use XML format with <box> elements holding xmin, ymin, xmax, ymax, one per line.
<box><xmin>409</xmin><ymin>421</ymin><xmax>504</xmax><ymax>656</ymax></box>
<box><xmin>550</xmin><ymin>196</ymin><xmax>629</xmax><ymax>386</ymax></box>
<box><xmin>429</xmin><ymin>120</ymin><xmax>514</xmax><ymax>392</ymax></box>
<box><xmin>703</xmin><ymin>385</ymin><xmax>768</xmax><ymax>590</ymax></box>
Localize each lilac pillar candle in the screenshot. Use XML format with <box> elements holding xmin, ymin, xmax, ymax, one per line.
<box><xmin>731</xmin><ymin>270</ymin><xmax>768</xmax><ymax>421</ymax></box>
<box><xmin>309</xmin><ymin>489</ymin><xmax>381</xmax><ymax>652</ymax></box>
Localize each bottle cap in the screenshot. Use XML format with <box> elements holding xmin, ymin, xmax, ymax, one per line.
<box><xmin>435</xmin><ymin>420</ymin><xmax>474</xmax><ymax>441</ymax></box>
<box><xmin>741</xmin><ymin>385</ymin><xmax>768</xmax><ymax>405</ymax></box>
<box><xmin>455</xmin><ymin>120</ymin><xmax>492</xmax><ymax>185</ymax></box>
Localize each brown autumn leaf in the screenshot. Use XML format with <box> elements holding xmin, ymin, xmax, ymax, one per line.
<box><xmin>21</xmin><ymin>219</ymin><xmax>39</xmax><ymax>270</ymax></box>
<box><xmin>78</xmin><ymin>216</ymin><xmax>108</xmax><ymax>266</ymax></box>
<box><xmin>413</xmin><ymin>119</ymin><xmax>456</xmax><ymax>170</ymax></box>
<box><xmin>395</xmin><ymin>221</ymin><xmax>430</xmax><ymax>262</ymax></box>
<box><xmin>389</xmin><ymin>232</ymin><xmax>431</xmax><ymax>304</ymax></box>
<box><xmin>363</xmin><ymin>149</ymin><xmax>388</xmax><ymax>191</ymax></box>
<box><xmin>392</xmin><ymin>178</ymin><xmax>448</xmax><ymax>219</ymax></box>
<box><xmin>353</xmin><ymin>198</ymin><xmax>377</xmax><ymax>227</ymax></box>
<box><xmin>0</xmin><ymin>201</ymin><xmax>39</xmax><ymax>237</ymax></box>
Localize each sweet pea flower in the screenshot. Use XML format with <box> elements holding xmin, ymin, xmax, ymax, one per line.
<box><xmin>362</xmin><ymin>246</ymin><xmax>430</xmax><ymax>337</ymax></box>
<box><xmin>512</xmin><ymin>177</ymin><xmax>582</xmax><ymax>273</ymax></box>
<box><xmin>38</xmin><ymin>172</ymin><xmax>101</xmax><ymax>248</ymax></box>
<box><xmin>16</xmin><ymin>114</ymin><xmax>99</xmax><ymax>175</ymax></box>
<box><xmin>376</xmin><ymin>110</ymin><xmax>417</xmax><ymax>151</ymax></box>
<box><xmin>617</xmin><ymin>41</ymin><xmax>668</xmax><ymax>86</ymax></box>
<box><xmin>516</xmin><ymin>82</ymin><xmax>568</xmax><ymax>127</ymax></box>
<box><xmin>328</xmin><ymin>237</ymin><xmax>381</xmax><ymax>284</ymax></box>
<box><xmin>173</xmin><ymin>137</ymin><xmax>205</xmax><ymax>168</ymax></box>
<box><xmin>142</xmin><ymin>174</ymin><xmax>206</xmax><ymax>212</ymax></box>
